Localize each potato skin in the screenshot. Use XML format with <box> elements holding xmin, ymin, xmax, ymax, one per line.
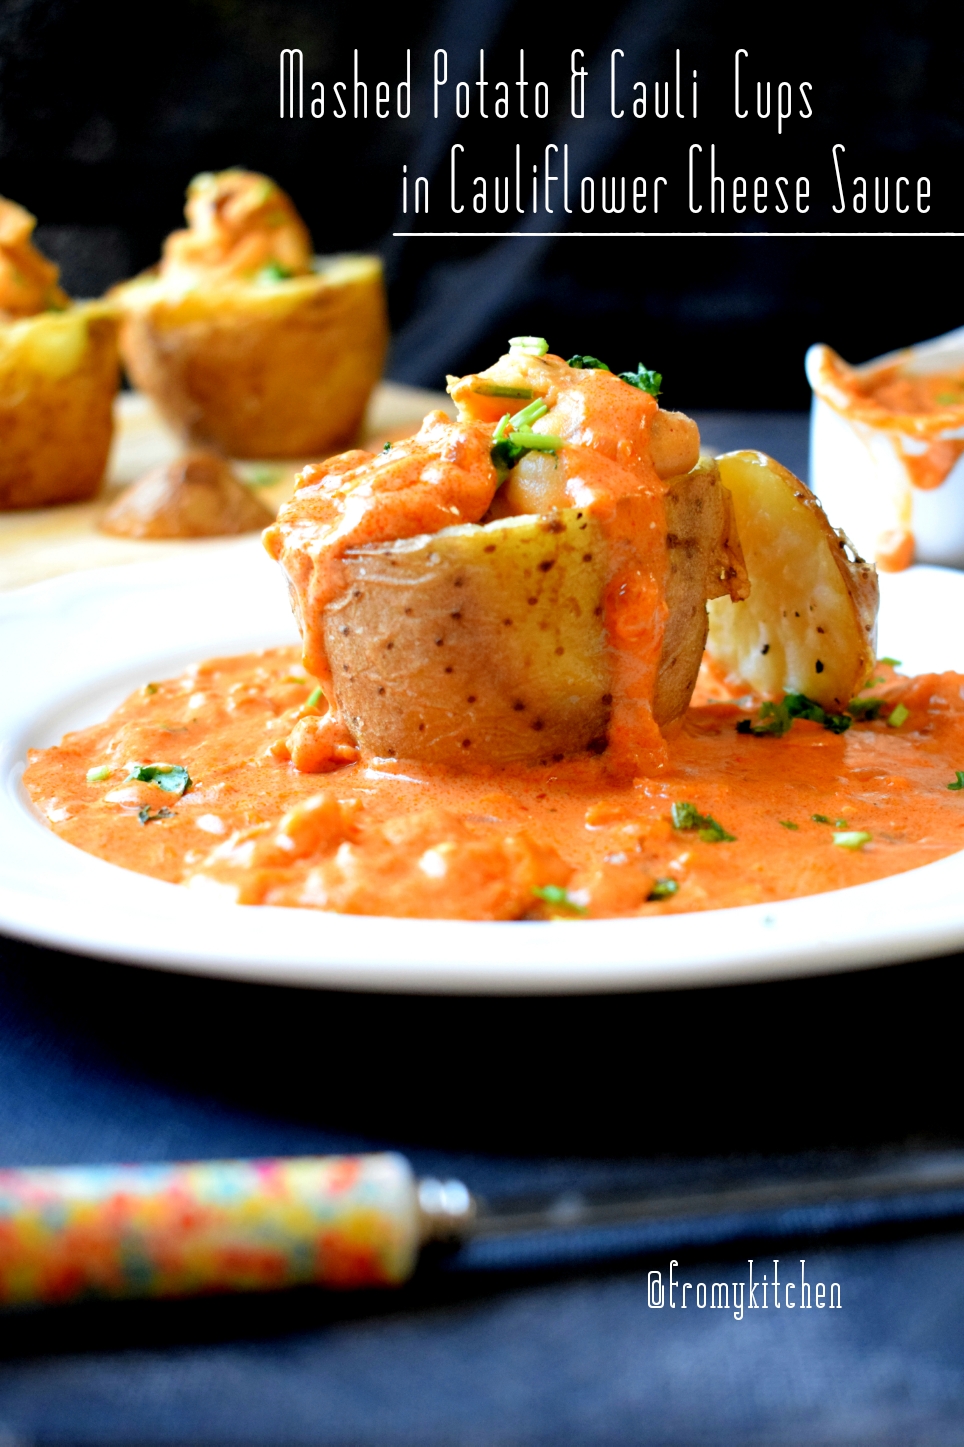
<box><xmin>0</xmin><ymin>304</ymin><xmax>118</xmax><ymax>510</ymax></box>
<box><xmin>653</xmin><ymin>458</ymin><xmax>749</xmax><ymax>726</ymax></box>
<box><xmin>322</xmin><ymin>461</ymin><xmax>743</xmax><ymax>765</ymax></box>
<box><xmin>326</xmin><ymin>509</ymin><xmax>611</xmax><ymax>766</ymax></box>
<box><xmin>706</xmin><ymin>450</ymin><xmax>878</xmax><ymax>710</ymax></box>
<box><xmin>115</xmin><ymin>256</ymin><xmax>387</xmax><ymax>459</ymax></box>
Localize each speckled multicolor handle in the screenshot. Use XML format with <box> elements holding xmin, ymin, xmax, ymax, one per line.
<box><xmin>0</xmin><ymin>1153</ymin><xmax>419</xmax><ymax>1306</ymax></box>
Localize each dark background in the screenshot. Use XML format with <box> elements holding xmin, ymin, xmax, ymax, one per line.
<box><xmin>1</xmin><ymin>0</ymin><xmax>961</xmax><ymax>410</ymax></box>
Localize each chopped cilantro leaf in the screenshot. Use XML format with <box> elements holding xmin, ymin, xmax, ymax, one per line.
<box><xmin>833</xmin><ymin>830</ymin><xmax>872</xmax><ymax>850</ymax></box>
<box><xmin>847</xmin><ymin>697</ymin><xmax>884</xmax><ymax>721</ymax></box>
<box><xmin>782</xmin><ymin>693</ymin><xmax>851</xmax><ymax>733</ymax></box>
<box><xmin>647</xmin><ymin>877</ymin><xmax>679</xmax><ymax>900</ymax></box>
<box><xmin>878</xmin><ymin>657</ymin><xmax>902</xmax><ymax>668</ymax></box>
<box><xmin>491</xmin><ymin>437</ymin><xmax>527</xmax><ymax>472</ymax></box>
<box><xmin>887</xmin><ymin>703</ymin><xmax>910</xmax><ymax>728</ymax></box>
<box><xmin>532</xmin><ymin>884</ymin><xmax>588</xmax><ymax>916</ymax></box>
<box><xmin>947</xmin><ymin>771</ymin><xmax>964</xmax><ymax>791</ymax></box>
<box><xmin>738</xmin><ymin>693</ymin><xmax>851</xmax><ymax>738</ymax></box>
<box><xmin>671</xmin><ymin>800</ymin><xmax>736</xmax><ymax>842</ymax></box>
<box><xmin>617</xmin><ymin>364</ymin><xmax>662</xmax><ymax>397</ymax></box>
<box><xmin>256</xmin><ymin>261</ymin><xmax>293</xmax><ymax>283</ymax></box>
<box><xmin>382</xmin><ymin>442</ymin><xmax>392</xmax><ymax>451</ymax></box>
<box><xmin>737</xmin><ymin>699</ymin><xmax>793</xmax><ymax>737</ymax></box>
<box><xmin>126</xmin><ymin>763</ymin><xmax>191</xmax><ymax>796</ymax></box>
<box><xmin>779</xmin><ymin>820</ymin><xmax>799</xmax><ymax>830</ymax></box>
<box><xmin>137</xmin><ymin>805</ymin><xmax>173</xmax><ymax>825</ymax></box>
<box><xmin>567</xmin><ymin>355</ymin><xmax>610</xmax><ymax>371</ymax></box>
<box><xmin>812</xmin><ymin>814</ymin><xmax>848</xmax><ymax>827</ymax></box>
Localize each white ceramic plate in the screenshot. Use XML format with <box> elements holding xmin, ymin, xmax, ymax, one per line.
<box><xmin>2</xmin><ymin>549</ymin><xmax>964</xmax><ymax>995</ymax></box>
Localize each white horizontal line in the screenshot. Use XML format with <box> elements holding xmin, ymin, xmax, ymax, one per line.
<box><xmin>393</xmin><ymin>231</ymin><xmax>963</xmax><ymax>239</ymax></box>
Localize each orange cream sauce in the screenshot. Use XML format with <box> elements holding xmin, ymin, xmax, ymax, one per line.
<box><xmin>24</xmin><ymin>649</ymin><xmax>964</xmax><ymax>921</ymax></box>
<box><xmin>866</xmin><ymin>367</ymin><xmax>964</xmax><ymax>416</ymax></box>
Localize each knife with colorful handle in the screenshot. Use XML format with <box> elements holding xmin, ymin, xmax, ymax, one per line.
<box><xmin>5</xmin><ymin>1149</ymin><xmax>964</xmax><ymax>1306</ymax></box>
<box><xmin>0</xmin><ymin>1154</ymin><xmax>473</xmax><ymax>1306</ymax></box>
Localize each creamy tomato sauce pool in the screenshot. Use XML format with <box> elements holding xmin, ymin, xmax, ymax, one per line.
<box><xmin>23</xmin><ymin>649</ymin><xmax>964</xmax><ymax>920</ymax></box>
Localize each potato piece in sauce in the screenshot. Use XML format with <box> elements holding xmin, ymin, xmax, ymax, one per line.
<box><xmin>706</xmin><ymin>450</ymin><xmax>878</xmax><ymax>711</ymax></box>
<box><xmin>100</xmin><ymin>450</ymin><xmax>273</xmax><ymax>539</ymax></box>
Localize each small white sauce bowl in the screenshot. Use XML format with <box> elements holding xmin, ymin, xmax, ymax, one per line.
<box><xmin>806</xmin><ymin>326</ymin><xmax>964</xmax><ymax>571</ymax></box>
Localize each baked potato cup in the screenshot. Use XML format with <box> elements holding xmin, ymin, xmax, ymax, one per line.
<box><xmin>114</xmin><ymin>255</ymin><xmax>387</xmax><ymax>459</ymax></box>
<box><xmin>0</xmin><ymin>302</ymin><xmax>119</xmax><ymax>509</ymax></box>
<box><xmin>706</xmin><ymin>450</ymin><xmax>878</xmax><ymax>710</ymax></box>
<box><xmin>324</xmin><ymin>458</ymin><xmax>744</xmax><ymax>766</ymax></box>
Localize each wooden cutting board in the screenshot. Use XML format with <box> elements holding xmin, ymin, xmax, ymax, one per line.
<box><xmin>0</xmin><ymin>383</ymin><xmax>452</xmax><ymax>592</ymax></box>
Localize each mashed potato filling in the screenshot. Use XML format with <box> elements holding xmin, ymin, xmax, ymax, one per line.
<box><xmin>158</xmin><ymin>170</ymin><xmax>314</xmax><ymax>290</ymax></box>
<box><xmin>0</xmin><ymin>197</ymin><xmax>69</xmax><ymax>320</ymax></box>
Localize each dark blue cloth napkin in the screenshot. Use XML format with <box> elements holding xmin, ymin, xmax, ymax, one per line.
<box><xmin>1</xmin><ymin>927</ymin><xmax>964</xmax><ymax>1445</ymax></box>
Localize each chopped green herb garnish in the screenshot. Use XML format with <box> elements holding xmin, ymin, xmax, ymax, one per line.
<box><xmin>671</xmin><ymin>800</ymin><xmax>736</xmax><ymax>843</ymax></box>
<box><xmin>246</xmin><ymin>465</ymin><xmax>283</xmax><ymax>487</ymax></box>
<box><xmin>491</xmin><ymin>437</ymin><xmax>525</xmax><ymax>472</ymax></box>
<box><xmin>306</xmin><ymin>686</ymin><xmax>324</xmax><ymax>708</ymax></box>
<box><xmin>737</xmin><ymin>692</ymin><xmax>851</xmax><ymax>738</ymax></box>
<box><xmin>511</xmin><ymin>399</ymin><xmax>550</xmax><ymax>428</ymax></box>
<box><xmin>833</xmin><ymin>830</ymin><xmax>872</xmax><ymax>850</ymax></box>
<box><xmin>256</xmin><ymin>260</ymin><xmax>294</xmax><ymax>284</ymax></box>
<box><xmin>126</xmin><ymin>763</ymin><xmax>192</xmax><ymax>796</ymax></box>
<box><xmin>532</xmin><ymin>884</ymin><xmax>588</xmax><ymax>915</ymax></box>
<box><xmin>508</xmin><ymin>336</ymin><xmax>549</xmax><ymax>356</ymax></box>
<box><xmin>812</xmin><ymin>814</ymin><xmax>848</xmax><ymax>828</ymax></box>
<box><xmin>877</xmin><ymin>657</ymin><xmax>902</xmax><ymax>668</ymax></box>
<box><xmin>887</xmin><ymin>703</ymin><xmax>909</xmax><ymax>729</ymax></box>
<box><xmin>143</xmin><ymin>683</ymin><xmax>159</xmax><ymax>696</ymax></box>
<box><xmin>137</xmin><ymin>805</ymin><xmax>173</xmax><ymax>825</ymax></box>
<box><xmin>471</xmin><ymin>382</ymin><xmax>535</xmax><ymax>399</ymax></box>
<box><xmin>779</xmin><ymin>820</ymin><xmax>799</xmax><ymax>830</ymax></box>
<box><xmin>567</xmin><ymin>355</ymin><xmax>610</xmax><ymax>371</ymax></box>
<box><xmin>736</xmin><ymin>700</ymin><xmax>793</xmax><ymax>737</ymax></box>
<box><xmin>847</xmin><ymin>697</ymin><xmax>885</xmax><ymax>721</ymax></box>
<box><xmin>490</xmin><ymin>400</ymin><xmax>560</xmax><ymax>473</ymax></box>
<box><xmin>86</xmin><ymin>765</ymin><xmax>112</xmax><ymax>783</ymax></box>
<box><xmin>948</xmin><ymin>771</ymin><xmax>964</xmax><ymax>791</ymax></box>
<box><xmin>937</xmin><ymin>393</ymin><xmax>960</xmax><ymax>406</ymax></box>
<box><xmin>382</xmin><ymin>442</ymin><xmax>392</xmax><ymax>451</ymax></box>
<box><xmin>647</xmin><ymin>877</ymin><xmax>679</xmax><ymax>901</ymax></box>
<box><xmin>617</xmin><ymin>363</ymin><xmax>662</xmax><ymax>397</ymax></box>
<box><xmin>509</xmin><ymin>428</ymin><xmax>563</xmax><ymax>451</ymax></box>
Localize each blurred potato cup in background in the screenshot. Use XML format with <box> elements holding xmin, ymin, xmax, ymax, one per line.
<box><xmin>111</xmin><ymin>171</ymin><xmax>388</xmax><ymax>459</ymax></box>
<box><xmin>0</xmin><ymin>197</ymin><xmax>119</xmax><ymax>510</ymax></box>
